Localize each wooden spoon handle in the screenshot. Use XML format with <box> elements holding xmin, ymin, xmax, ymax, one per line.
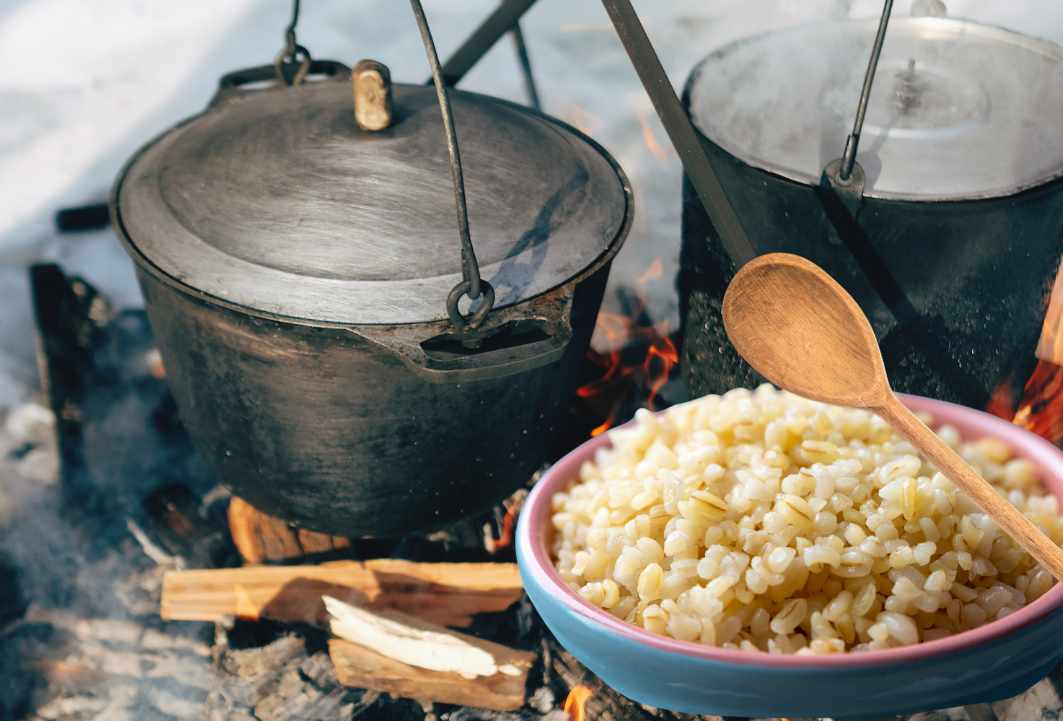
<box><xmin>874</xmin><ymin>393</ymin><xmax>1063</xmax><ymax>582</ymax></box>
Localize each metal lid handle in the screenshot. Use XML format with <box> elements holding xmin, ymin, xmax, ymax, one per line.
<box><xmin>352</xmin><ymin>60</ymin><xmax>393</xmax><ymax>131</ymax></box>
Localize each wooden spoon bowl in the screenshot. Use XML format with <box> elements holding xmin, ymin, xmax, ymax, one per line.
<box><xmin>722</xmin><ymin>252</ymin><xmax>1063</xmax><ymax>580</ymax></box>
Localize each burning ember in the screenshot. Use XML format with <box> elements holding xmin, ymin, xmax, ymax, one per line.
<box><xmin>563</xmin><ymin>685</ymin><xmax>594</xmax><ymax>721</ymax></box>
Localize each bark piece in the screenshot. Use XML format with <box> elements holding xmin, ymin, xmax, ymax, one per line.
<box><xmin>161</xmin><ymin>559</ymin><xmax>523</xmax><ymax>628</ymax></box>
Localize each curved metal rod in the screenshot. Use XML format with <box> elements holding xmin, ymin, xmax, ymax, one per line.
<box><xmin>274</xmin><ymin>0</ymin><xmax>310</xmax><ymax>86</ymax></box>
<box><xmin>510</xmin><ymin>22</ymin><xmax>541</xmax><ymax>112</ymax></box>
<box><xmin>840</xmin><ymin>0</ymin><xmax>894</xmax><ymax>181</ymax></box>
<box><xmin>409</xmin><ymin>0</ymin><xmax>483</xmax><ymax>303</ymax></box>
<box><xmin>284</xmin><ymin>0</ymin><xmax>300</xmax><ymax>50</ymax></box>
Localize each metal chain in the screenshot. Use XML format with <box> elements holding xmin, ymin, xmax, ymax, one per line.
<box><xmin>409</xmin><ymin>0</ymin><xmax>494</xmax><ymax>332</ymax></box>
<box><xmin>274</xmin><ymin>0</ymin><xmax>312</xmax><ymax>87</ymax></box>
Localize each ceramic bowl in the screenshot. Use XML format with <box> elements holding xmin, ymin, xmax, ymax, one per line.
<box><xmin>516</xmin><ymin>394</ymin><xmax>1063</xmax><ymax>718</ymax></box>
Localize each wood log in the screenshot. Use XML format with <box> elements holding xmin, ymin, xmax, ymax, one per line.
<box><xmin>161</xmin><ymin>559</ymin><xmax>523</xmax><ymax>628</ymax></box>
<box><xmin>228</xmin><ymin>496</ymin><xmax>351</xmax><ymax>563</ymax></box>
<box><xmin>29</xmin><ymin>264</ymin><xmax>96</xmax><ymax>512</ymax></box>
<box><xmin>329</xmin><ymin>632</ymin><xmax>535</xmax><ymax>712</ymax></box>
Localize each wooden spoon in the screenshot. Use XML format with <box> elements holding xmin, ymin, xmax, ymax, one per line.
<box><xmin>722</xmin><ymin>252</ymin><xmax>1063</xmax><ymax>581</ymax></box>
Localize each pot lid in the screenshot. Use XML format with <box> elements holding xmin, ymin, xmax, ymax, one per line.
<box><xmin>687</xmin><ymin>17</ymin><xmax>1063</xmax><ymax>200</ymax></box>
<box><xmin>113</xmin><ymin>71</ymin><xmax>629</xmax><ymax>325</ymax></box>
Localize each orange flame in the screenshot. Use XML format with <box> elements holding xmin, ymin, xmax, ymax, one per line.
<box><xmin>645</xmin><ymin>329</ymin><xmax>679</xmax><ymax>409</ymax></box>
<box><xmin>576</xmin><ymin>328</ymin><xmax>678</xmax><ymax>436</ymax></box>
<box><xmin>635</xmin><ymin>110</ymin><xmax>674</xmax><ymax>163</ymax></box>
<box><xmin>564</xmin><ymin>685</ymin><xmax>594</xmax><ymax>721</ymax></box>
<box><xmin>483</xmin><ymin>509</ymin><xmax>516</xmax><ymax>553</ymax></box>
<box><xmin>985</xmin><ymin>377</ymin><xmax>1015</xmax><ymax>421</ymax></box>
<box><xmin>986</xmin><ymin>257</ymin><xmax>1063</xmax><ymax>443</ymax></box>
<box><xmin>1013</xmin><ymin>359</ymin><xmax>1063</xmax><ymax>443</ymax></box>
<box><xmin>575</xmin><ymin>258</ymin><xmax>679</xmax><ymax>437</ymax></box>
<box><xmin>635</xmin><ymin>258</ymin><xmax>664</xmax><ymax>286</ymax></box>
<box><xmin>493</xmin><ymin>510</ymin><xmax>515</xmax><ymax>550</ymax></box>
<box><xmin>566</xmin><ymin>102</ymin><xmax>604</xmax><ymax>137</ymax></box>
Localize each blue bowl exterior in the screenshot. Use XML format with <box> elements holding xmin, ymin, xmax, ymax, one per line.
<box><xmin>518</xmin><ymin>519</ymin><xmax>1063</xmax><ymax>718</ymax></box>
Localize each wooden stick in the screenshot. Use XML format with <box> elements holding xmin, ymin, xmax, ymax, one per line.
<box><xmin>328</xmin><ymin>604</ymin><xmax>535</xmax><ymax>713</ymax></box>
<box><xmin>161</xmin><ymin>560</ymin><xmax>523</xmax><ymax>628</ymax></box>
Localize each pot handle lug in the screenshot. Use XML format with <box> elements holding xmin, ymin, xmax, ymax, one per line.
<box><xmin>208</xmin><ymin>61</ymin><xmax>350</xmax><ymax>108</ymax></box>
<box><xmin>352</xmin><ymin>286</ymin><xmax>576</xmax><ymax>384</ymax></box>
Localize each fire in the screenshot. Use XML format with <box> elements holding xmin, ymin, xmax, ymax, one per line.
<box><xmin>986</xmin><ymin>261</ymin><xmax>1063</xmax><ymax>443</ymax></box>
<box><xmin>577</xmin><ymin>318</ymin><xmax>677</xmax><ymax>416</ymax></box>
<box><xmin>635</xmin><ymin>258</ymin><xmax>664</xmax><ymax>286</ymax></box>
<box><xmin>483</xmin><ymin>509</ymin><xmax>515</xmax><ymax>553</ymax></box>
<box><xmin>565</xmin><ymin>102</ymin><xmax>605</xmax><ymax>137</ymax></box>
<box><xmin>575</xmin><ymin>257</ymin><xmax>680</xmax><ymax>437</ymax></box>
<box><xmin>1013</xmin><ymin>360</ymin><xmax>1063</xmax><ymax>444</ymax></box>
<box><xmin>985</xmin><ymin>377</ymin><xmax>1015</xmax><ymax>421</ymax></box>
<box><xmin>645</xmin><ymin>330</ymin><xmax>679</xmax><ymax>408</ymax></box>
<box><xmin>635</xmin><ymin>110</ymin><xmax>674</xmax><ymax>164</ymax></box>
<box><xmin>563</xmin><ymin>685</ymin><xmax>594</xmax><ymax>721</ymax></box>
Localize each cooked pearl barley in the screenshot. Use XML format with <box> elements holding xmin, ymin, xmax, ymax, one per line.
<box><xmin>551</xmin><ymin>387</ymin><xmax>1062</xmax><ymax>654</ymax></box>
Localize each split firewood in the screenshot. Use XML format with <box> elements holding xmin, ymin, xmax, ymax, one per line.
<box><xmin>161</xmin><ymin>559</ymin><xmax>523</xmax><ymax>628</ymax></box>
<box><xmin>228</xmin><ymin>496</ymin><xmax>351</xmax><ymax>563</ymax></box>
<box><xmin>325</xmin><ymin>596</ymin><xmax>521</xmax><ymax>678</ymax></box>
<box><xmin>326</xmin><ymin>599</ymin><xmax>535</xmax><ymax>712</ymax></box>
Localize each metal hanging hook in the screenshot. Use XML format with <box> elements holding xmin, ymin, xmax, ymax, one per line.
<box><xmin>274</xmin><ymin>0</ymin><xmax>312</xmax><ymax>87</ymax></box>
<box><xmin>409</xmin><ymin>0</ymin><xmax>494</xmax><ymax>332</ymax></box>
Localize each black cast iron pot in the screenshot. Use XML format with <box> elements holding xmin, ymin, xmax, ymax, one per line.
<box><xmin>111</xmin><ymin>61</ymin><xmax>632</xmax><ymax>537</ymax></box>
<box><xmin>678</xmin><ymin>17</ymin><xmax>1063</xmax><ymax>411</ymax></box>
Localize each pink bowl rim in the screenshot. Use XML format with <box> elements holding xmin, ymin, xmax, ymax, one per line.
<box><xmin>518</xmin><ymin>393</ymin><xmax>1063</xmax><ymax>668</ymax></box>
